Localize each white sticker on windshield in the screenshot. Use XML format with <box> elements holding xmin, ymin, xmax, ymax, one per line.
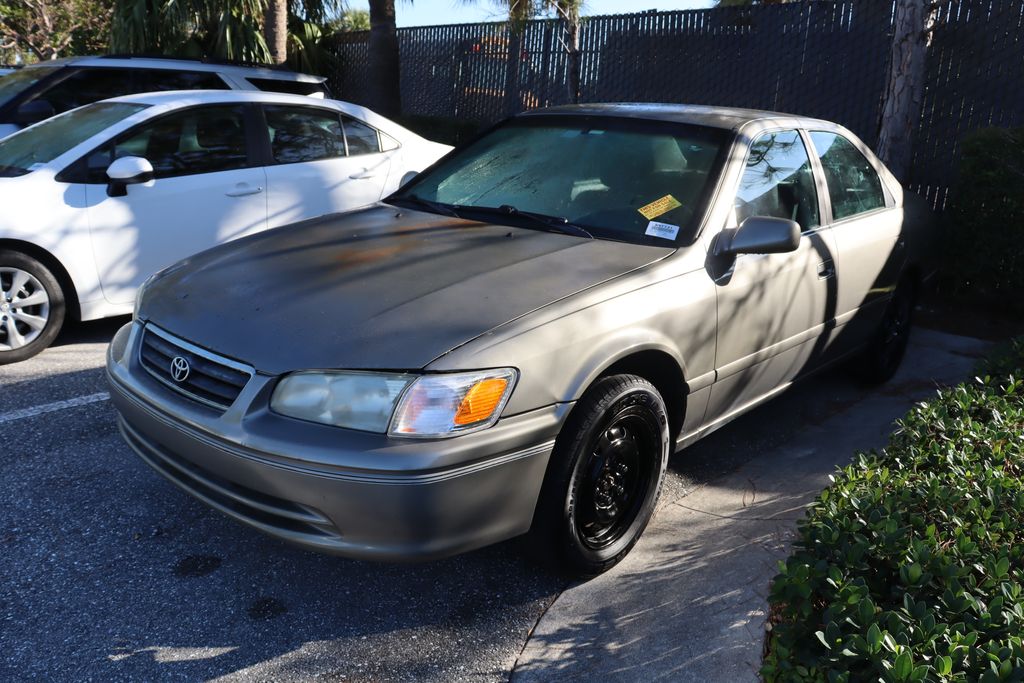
<box><xmin>645</xmin><ymin>220</ymin><xmax>679</xmax><ymax>241</ymax></box>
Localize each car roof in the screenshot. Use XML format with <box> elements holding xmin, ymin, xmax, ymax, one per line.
<box><xmin>19</xmin><ymin>55</ymin><xmax>324</xmax><ymax>83</ymax></box>
<box><xmin>107</xmin><ymin>90</ymin><xmax>339</xmax><ymax>107</ymax></box>
<box><xmin>522</xmin><ymin>103</ymin><xmax>835</xmax><ymax>132</ymax></box>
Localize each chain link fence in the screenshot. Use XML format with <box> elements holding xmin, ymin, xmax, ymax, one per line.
<box><xmin>328</xmin><ymin>0</ymin><xmax>1024</xmax><ymax>205</ymax></box>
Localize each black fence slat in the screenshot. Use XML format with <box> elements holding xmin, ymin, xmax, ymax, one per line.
<box><xmin>327</xmin><ymin>0</ymin><xmax>1024</xmax><ymax>208</ymax></box>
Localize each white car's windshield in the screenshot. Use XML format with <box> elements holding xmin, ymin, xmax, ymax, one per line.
<box><xmin>392</xmin><ymin>118</ymin><xmax>728</xmax><ymax>245</ymax></box>
<box><xmin>0</xmin><ymin>65</ymin><xmax>59</xmax><ymax>109</ymax></box>
<box><xmin>0</xmin><ymin>101</ymin><xmax>148</xmax><ymax>177</ymax></box>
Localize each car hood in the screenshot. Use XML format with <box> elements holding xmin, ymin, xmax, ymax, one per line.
<box><xmin>139</xmin><ymin>205</ymin><xmax>672</xmax><ymax>374</ymax></box>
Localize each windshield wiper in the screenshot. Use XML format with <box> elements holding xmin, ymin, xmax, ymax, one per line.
<box><xmin>388</xmin><ymin>195</ymin><xmax>462</xmax><ymax>218</ymax></box>
<box><xmin>471</xmin><ymin>204</ymin><xmax>594</xmax><ymax>239</ymax></box>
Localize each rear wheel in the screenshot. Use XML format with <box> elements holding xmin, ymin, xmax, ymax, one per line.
<box><xmin>530</xmin><ymin>374</ymin><xmax>670</xmax><ymax>578</ymax></box>
<box><xmin>859</xmin><ymin>275</ymin><xmax>916</xmax><ymax>384</ymax></box>
<box><xmin>0</xmin><ymin>250</ymin><xmax>65</xmax><ymax>365</ymax></box>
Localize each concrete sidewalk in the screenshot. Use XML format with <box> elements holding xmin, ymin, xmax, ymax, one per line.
<box><xmin>511</xmin><ymin>329</ymin><xmax>990</xmax><ymax>682</ymax></box>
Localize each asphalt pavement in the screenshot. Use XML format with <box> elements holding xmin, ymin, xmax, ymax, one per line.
<box><xmin>0</xmin><ymin>318</ymin><xmax>987</xmax><ymax>681</ymax></box>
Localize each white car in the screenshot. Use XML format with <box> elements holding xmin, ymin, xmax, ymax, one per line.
<box><xmin>0</xmin><ymin>55</ymin><xmax>328</xmax><ymax>139</ymax></box>
<box><xmin>0</xmin><ymin>90</ymin><xmax>452</xmax><ymax>363</ymax></box>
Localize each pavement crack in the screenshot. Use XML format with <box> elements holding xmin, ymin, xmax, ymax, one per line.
<box><xmin>507</xmin><ymin>578</ymin><xmax>573</xmax><ymax>681</ymax></box>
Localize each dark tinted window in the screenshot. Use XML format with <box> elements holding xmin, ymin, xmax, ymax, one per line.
<box><xmin>134</xmin><ymin>69</ymin><xmax>227</xmax><ymax>93</ymax></box>
<box><xmin>343</xmin><ymin>116</ymin><xmax>381</xmax><ymax>156</ymax></box>
<box><xmin>809</xmin><ymin>132</ymin><xmax>886</xmax><ymax>220</ymax></box>
<box><xmin>264</xmin><ymin>105</ymin><xmax>345</xmax><ymax>164</ymax></box>
<box><xmin>81</xmin><ymin>105</ymin><xmax>249</xmax><ymax>182</ymax></box>
<box><xmin>247</xmin><ymin>78</ymin><xmax>328</xmax><ymax>97</ymax></box>
<box><xmin>736</xmin><ymin>130</ymin><xmax>819</xmax><ymax>231</ymax></box>
<box><xmin>33</xmin><ymin>68</ymin><xmax>136</xmax><ymax>115</ymax></box>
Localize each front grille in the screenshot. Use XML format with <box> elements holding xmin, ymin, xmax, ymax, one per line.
<box><xmin>139</xmin><ymin>325</ymin><xmax>252</xmax><ymax>411</ymax></box>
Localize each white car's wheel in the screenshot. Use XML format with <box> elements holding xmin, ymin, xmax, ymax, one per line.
<box><xmin>0</xmin><ymin>250</ymin><xmax>65</xmax><ymax>365</ymax></box>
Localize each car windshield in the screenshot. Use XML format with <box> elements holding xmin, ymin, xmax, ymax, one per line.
<box><xmin>390</xmin><ymin>118</ymin><xmax>728</xmax><ymax>245</ymax></box>
<box><xmin>0</xmin><ymin>65</ymin><xmax>59</xmax><ymax>109</ymax></box>
<box><xmin>0</xmin><ymin>101</ymin><xmax>148</xmax><ymax>178</ymax></box>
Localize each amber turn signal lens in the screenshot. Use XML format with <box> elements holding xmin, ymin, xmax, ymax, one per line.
<box><xmin>453</xmin><ymin>378</ymin><xmax>510</xmax><ymax>426</ymax></box>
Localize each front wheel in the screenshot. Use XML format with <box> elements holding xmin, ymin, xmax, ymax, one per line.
<box><xmin>0</xmin><ymin>250</ymin><xmax>65</xmax><ymax>365</ymax></box>
<box><xmin>530</xmin><ymin>374</ymin><xmax>670</xmax><ymax>578</ymax></box>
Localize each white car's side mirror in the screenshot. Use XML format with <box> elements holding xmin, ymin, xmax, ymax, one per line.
<box><xmin>106</xmin><ymin>156</ymin><xmax>154</xmax><ymax>197</ymax></box>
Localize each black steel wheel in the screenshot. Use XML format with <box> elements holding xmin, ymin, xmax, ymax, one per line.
<box><xmin>860</xmin><ymin>274</ymin><xmax>916</xmax><ymax>384</ymax></box>
<box><xmin>530</xmin><ymin>374</ymin><xmax>670</xmax><ymax>578</ymax></box>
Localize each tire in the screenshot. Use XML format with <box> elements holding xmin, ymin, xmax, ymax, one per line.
<box><xmin>529</xmin><ymin>374</ymin><xmax>670</xmax><ymax>578</ymax></box>
<box><xmin>0</xmin><ymin>250</ymin><xmax>65</xmax><ymax>365</ymax></box>
<box><xmin>859</xmin><ymin>274</ymin><xmax>916</xmax><ymax>385</ymax></box>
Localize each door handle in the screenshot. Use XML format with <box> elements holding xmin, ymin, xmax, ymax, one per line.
<box><xmin>817</xmin><ymin>260</ymin><xmax>835</xmax><ymax>279</ymax></box>
<box><xmin>225</xmin><ymin>185</ymin><xmax>263</xmax><ymax>197</ymax></box>
<box><xmin>349</xmin><ymin>171</ymin><xmax>378</xmax><ymax>180</ymax></box>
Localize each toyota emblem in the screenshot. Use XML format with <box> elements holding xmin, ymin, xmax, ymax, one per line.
<box><xmin>170</xmin><ymin>356</ymin><xmax>190</xmax><ymax>383</ymax></box>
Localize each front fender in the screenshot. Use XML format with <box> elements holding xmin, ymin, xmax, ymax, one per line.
<box><xmin>427</xmin><ymin>268</ymin><xmax>718</xmax><ymax>418</ymax></box>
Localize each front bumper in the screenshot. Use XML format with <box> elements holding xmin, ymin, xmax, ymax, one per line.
<box><xmin>106</xmin><ymin>322</ymin><xmax>566</xmax><ymax>561</ymax></box>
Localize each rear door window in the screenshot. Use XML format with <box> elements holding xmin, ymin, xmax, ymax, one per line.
<box><xmin>342</xmin><ymin>116</ymin><xmax>381</xmax><ymax>156</ymax></box>
<box><xmin>133</xmin><ymin>70</ymin><xmax>228</xmax><ymax>93</ymax></box>
<box><xmin>809</xmin><ymin>132</ymin><xmax>887</xmax><ymax>221</ymax></box>
<box><xmin>263</xmin><ymin>105</ymin><xmax>346</xmax><ymax>164</ymax></box>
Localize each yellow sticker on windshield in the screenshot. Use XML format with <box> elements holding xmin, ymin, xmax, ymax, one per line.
<box><xmin>637</xmin><ymin>194</ymin><xmax>683</xmax><ymax>220</ymax></box>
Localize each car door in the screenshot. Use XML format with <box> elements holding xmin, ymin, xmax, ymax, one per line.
<box><xmin>704</xmin><ymin>128</ymin><xmax>839</xmax><ymax>423</ymax></box>
<box><xmin>806</xmin><ymin>131</ymin><xmax>903</xmax><ymax>356</ymax></box>
<box><xmin>83</xmin><ymin>104</ymin><xmax>268</xmax><ymax>306</ymax></box>
<box><xmin>260</xmin><ymin>105</ymin><xmax>393</xmax><ymax>227</ymax></box>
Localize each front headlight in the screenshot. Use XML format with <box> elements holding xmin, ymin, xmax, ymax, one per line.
<box><xmin>271</xmin><ymin>371</ymin><xmax>415</xmax><ymax>433</ymax></box>
<box><xmin>390</xmin><ymin>368</ymin><xmax>517</xmax><ymax>438</ymax></box>
<box><xmin>270</xmin><ymin>368</ymin><xmax>517</xmax><ymax>438</ymax></box>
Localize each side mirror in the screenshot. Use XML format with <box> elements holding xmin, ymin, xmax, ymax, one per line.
<box><xmin>718</xmin><ymin>216</ymin><xmax>800</xmax><ymax>256</ymax></box>
<box><xmin>14</xmin><ymin>99</ymin><xmax>55</xmax><ymax>126</ymax></box>
<box><xmin>106</xmin><ymin>156</ymin><xmax>154</xmax><ymax>197</ymax></box>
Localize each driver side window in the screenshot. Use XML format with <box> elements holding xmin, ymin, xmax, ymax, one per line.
<box><xmin>735</xmin><ymin>130</ymin><xmax>819</xmax><ymax>232</ymax></box>
<box><xmin>81</xmin><ymin>105</ymin><xmax>250</xmax><ymax>183</ymax></box>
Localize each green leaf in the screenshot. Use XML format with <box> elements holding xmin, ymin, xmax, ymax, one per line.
<box><xmin>936</xmin><ymin>655</ymin><xmax>952</xmax><ymax>675</ymax></box>
<box><xmin>894</xmin><ymin>652</ymin><xmax>913</xmax><ymax>681</ymax></box>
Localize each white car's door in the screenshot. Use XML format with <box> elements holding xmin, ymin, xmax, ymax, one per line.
<box><xmin>83</xmin><ymin>104</ymin><xmax>267</xmax><ymax>305</ymax></box>
<box><xmin>260</xmin><ymin>104</ymin><xmax>394</xmax><ymax>227</ymax></box>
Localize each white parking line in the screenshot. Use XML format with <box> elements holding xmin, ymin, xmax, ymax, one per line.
<box><xmin>0</xmin><ymin>392</ymin><xmax>110</xmax><ymax>425</ymax></box>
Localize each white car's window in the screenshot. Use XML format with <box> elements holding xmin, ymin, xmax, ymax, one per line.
<box><xmin>0</xmin><ymin>101</ymin><xmax>148</xmax><ymax>177</ymax></box>
<box><xmin>343</xmin><ymin>116</ymin><xmax>381</xmax><ymax>156</ymax></box>
<box><xmin>133</xmin><ymin>69</ymin><xmax>228</xmax><ymax>94</ymax></box>
<box><xmin>264</xmin><ymin>105</ymin><xmax>346</xmax><ymax>164</ymax></box>
<box><xmin>30</xmin><ymin>68</ymin><xmax>138</xmax><ymax>116</ymax></box>
<box><xmin>82</xmin><ymin>105</ymin><xmax>250</xmax><ymax>182</ymax></box>
<box><xmin>736</xmin><ymin>130</ymin><xmax>819</xmax><ymax>232</ymax></box>
<box><xmin>0</xmin><ymin>65</ymin><xmax>59</xmax><ymax>109</ymax></box>
<box><xmin>809</xmin><ymin>131</ymin><xmax>886</xmax><ymax>221</ymax></box>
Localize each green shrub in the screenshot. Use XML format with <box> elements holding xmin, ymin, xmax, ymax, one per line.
<box><xmin>763</xmin><ymin>348</ymin><xmax>1024</xmax><ymax>682</ymax></box>
<box><xmin>942</xmin><ymin>127</ymin><xmax>1024</xmax><ymax>303</ymax></box>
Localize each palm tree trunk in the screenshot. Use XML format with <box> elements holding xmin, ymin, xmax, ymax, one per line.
<box><xmin>876</xmin><ymin>0</ymin><xmax>937</xmax><ymax>182</ymax></box>
<box><xmin>368</xmin><ymin>0</ymin><xmax>401</xmax><ymax>117</ymax></box>
<box><xmin>264</xmin><ymin>0</ymin><xmax>288</xmax><ymax>64</ymax></box>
